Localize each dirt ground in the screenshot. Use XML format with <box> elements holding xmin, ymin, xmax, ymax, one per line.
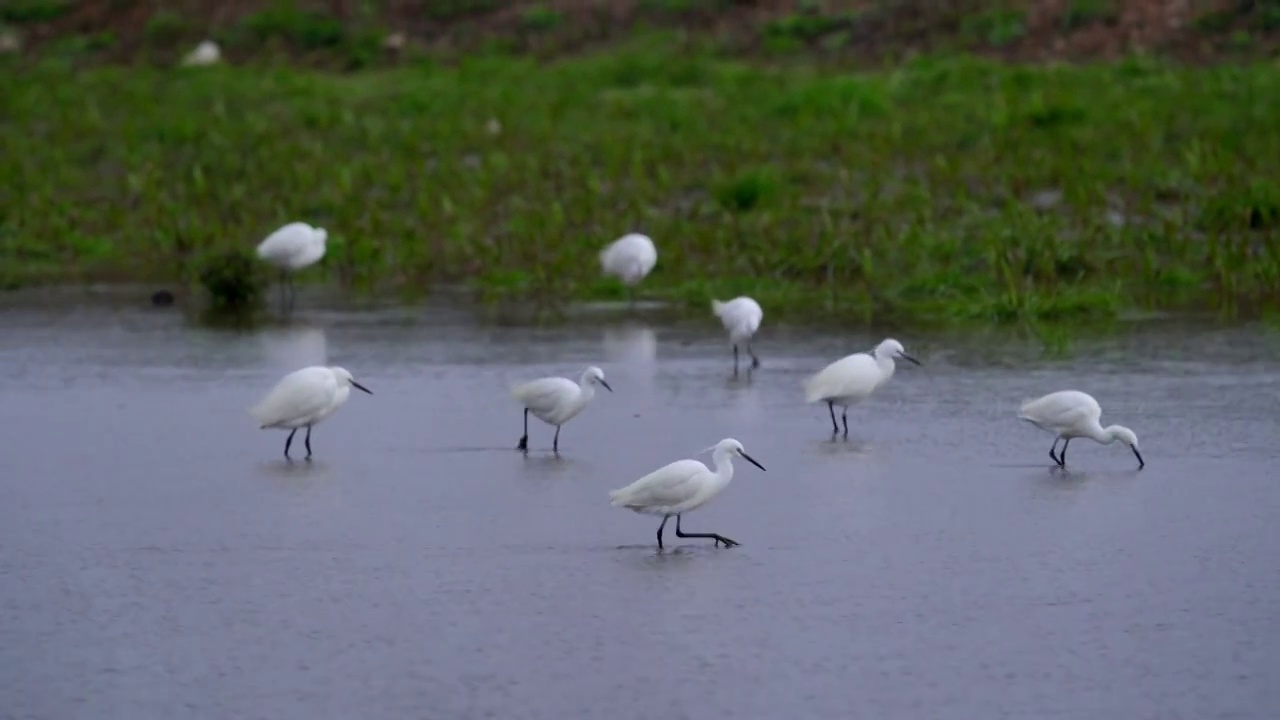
<box><xmin>6</xmin><ymin>0</ymin><xmax>1279</xmax><ymax>65</ymax></box>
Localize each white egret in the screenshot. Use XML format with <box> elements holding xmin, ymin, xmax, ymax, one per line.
<box><xmin>181</xmin><ymin>40</ymin><xmax>221</xmax><ymax>67</ymax></box>
<box><xmin>1018</xmin><ymin>390</ymin><xmax>1144</xmax><ymax>469</ymax></box>
<box><xmin>711</xmin><ymin>296</ymin><xmax>763</xmax><ymax>373</ymax></box>
<box><xmin>251</xmin><ymin>365</ymin><xmax>372</xmax><ymax>460</ymax></box>
<box><xmin>256</xmin><ymin>222</ymin><xmax>327</xmax><ymax>311</ymax></box>
<box><xmin>599</xmin><ymin>233</ymin><xmax>657</xmax><ymax>306</ymax></box>
<box><xmin>608</xmin><ymin>437</ymin><xmax>765</xmax><ymax>550</ymax></box>
<box><xmin>511</xmin><ymin>366</ymin><xmax>613</xmax><ymax>454</ymax></box>
<box><xmin>804</xmin><ymin>338</ymin><xmax>921</xmax><ymax>437</ymax></box>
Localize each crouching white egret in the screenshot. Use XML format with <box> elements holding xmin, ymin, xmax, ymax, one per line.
<box><xmin>711</xmin><ymin>296</ymin><xmax>763</xmax><ymax>373</ymax></box>
<box><xmin>251</xmin><ymin>365</ymin><xmax>372</xmax><ymax>460</ymax></box>
<box><xmin>256</xmin><ymin>221</ymin><xmax>327</xmax><ymax>311</ymax></box>
<box><xmin>1018</xmin><ymin>389</ymin><xmax>1144</xmax><ymax>469</ymax></box>
<box><xmin>599</xmin><ymin>233</ymin><xmax>657</xmax><ymax>307</ymax></box>
<box><xmin>511</xmin><ymin>366</ymin><xmax>613</xmax><ymax>454</ymax></box>
<box><xmin>608</xmin><ymin>438</ymin><xmax>765</xmax><ymax>550</ymax></box>
<box><xmin>804</xmin><ymin>338</ymin><xmax>920</xmax><ymax>437</ymax></box>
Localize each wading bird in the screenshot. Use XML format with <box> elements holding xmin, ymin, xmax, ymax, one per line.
<box><xmin>804</xmin><ymin>338</ymin><xmax>921</xmax><ymax>437</ymax></box>
<box><xmin>251</xmin><ymin>365</ymin><xmax>371</xmax><ymax>460</ymax></box>
<box><xmin>1018</xmin><ymin>389</ymin><xmax>1144</xmax><ymax>469</ymax></box>
<box><xmin>256</xmin><ymin>222</ymin><xmax>327</xmax><ymax>312</ymax></box>
<box><xmin>599</xmin><ymin>233</ymin><xmax>657</xmax><ymax>307</ymax></box>
<box><xmin>609</xmin><ymin>438</ymin><xmax>765</xmax><ymax>550</ymax></box>
<box><xmin>511</xmin><ymin>366</ymin><xmax>612</xmax><ymax>454</ymax></box>
<box><xmin>711</xmin><ymin>296</ymin><xmax>763</xmax><ymax>374</ymax></box>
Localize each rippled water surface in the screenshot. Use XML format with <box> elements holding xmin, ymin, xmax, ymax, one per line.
<box><xmin>3</xmin><ymin>289</ymin><xmax>1279</xmax><ymax>719</ymax></box>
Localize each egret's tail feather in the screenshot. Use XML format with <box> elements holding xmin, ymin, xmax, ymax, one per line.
<box><xmin>711</xmin><ymin>299</ymin><xmax>726</xmax><ymax>316</ymax></box>
<box><xmin>608</xmin><ymin>488</ymin><xmax>628</xmax><ymax>506</ymax></box>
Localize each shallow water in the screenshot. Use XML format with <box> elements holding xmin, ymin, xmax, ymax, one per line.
<box><xmin>2</xmin><ymin>291</ymin><xmax>1279</xmax><ymax>719</ymax></box>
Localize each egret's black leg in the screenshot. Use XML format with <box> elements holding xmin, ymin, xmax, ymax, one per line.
<box><xmin>1058</xmin><ymin>438</ymin><xmax>1071</xmax><ymax>467</ymax></box>
<box><xmin>304</xmin><ymin>425</ymin><xmax>313</xmax><ymax>460</ymax></box>
<box><xmin>675</xmin><ymin>513</ymin><xmax>739</xmax><ymax>548</ymax></box>
<box><xmin>733</xmin><ymin>344</ymin><xmax>740</xmax><ymax>374</ymax></box>
<box><xmin>656</xmin><ymin>515</ymin><xmax>669</xmax><ymax>550</ymax></box>
<box><xmin>517</xmin><ymin>408</ymin><xmax>529</xmax><ymax>451</ymax></box>
<box><xmin>552</xmin><ymin>425</ymin><xmax>562</xmax><ymax>454</ymax></box>
<box><xmin>842</xmin><ymin>408</ymin><xmax>849</xmax><ymax>438</ymax></box>
<box><xmin>278</xmin><ymin>270</ymin><xmax>288</xmax><ymax>313</ymax></box>
<box><xmin>827</xmin><ymin>401</ymin><xmax>839</xmax><ymax>434</ymax></box>
<box><xmin>284</xmin><ymin>428</ymin><xmax>297</xmax><ymax>459</ymax></box>
<box><xmin>1048</xmin><ymin>437</ymin><xmax>1061</xmax><ymax>465</ymax></box>
<box><xmin>747</xmin><ymin>341</ymin><xmax>760</xmax><ymax>369</ymax></box>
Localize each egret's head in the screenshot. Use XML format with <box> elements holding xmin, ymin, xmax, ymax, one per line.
<box><xmin>1107</xmin><ymin>425</ymin><xmax>1144</xmax><ymax>469</ymax></box>
<box><xmin>1111</xmin><ymin>425</ymin><xmax>1139</xmax><ymax>449</ymax></box>
<box><xmin>585</xmin><ymin>365</ymin><xmax>613</xmax><ymax>392</ymax></box>
<box><xmin>876</xmin><ymin>338</ymin><xmax>921</xmax><ymax>366</ymax></box>
<box><xmin>330</xmin><ymin>366</ymin><xmax>372</xmax><ymax>395</ymax></box>
<box><xmin>712</xmin><ymin>438</ymin><xmax>766</xmax><ymax>471</ymax></box>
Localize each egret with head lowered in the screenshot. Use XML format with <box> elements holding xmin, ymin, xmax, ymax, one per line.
<box><xmin>1018</xmin><ymin>390</ymin><xmax>1144</xmax><ymax>469</ymax></box>
<box><xmin>511</xmin><ymin>366</ymin><xmax>613</xmax><ymax>454</ymax></box>
<box><xmin>609</xmin><ymin>437</ymin><xmax>765</xmax><ymax>550</ymax></box>
<box><xmin>599</xmin><ymin>233</ymin><xmax>657</xmax><ymax>307</ymax></box>
<box><xmin>251</xmin><ymin>365</ymin><xmax>372</xmax><ymax>460</ymax></box>
<box><xmin>804</xmin><ymin>338</ymin><xmax>920</xmax><ymax>437</ymax></box>
<box><xmin>256</xmin><ymin>221</ymin><xmax>327</xmax><ymax>311</ymax></box>
<box><xmin>711</xmin><ymin>296</ymin><xmax>763</xmax><ymax>373</ymax></box>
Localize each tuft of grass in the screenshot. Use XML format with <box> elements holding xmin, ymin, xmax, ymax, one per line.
<box><xmin>0</xmin><ymin>0</ymin><xmax>72</xmax><ymax>24</ymax></box>
<box><xmin>198</xmin><ymin>249</ymin><xmax>265</xmax><ymax>312</ymax></box>
<box><xmin>521</xmin><ymin>6</ymin><xmax>563</xmax><ymax>33</ymax></box>
<box><xmin>1062</xmin><ymin>0</ymin><xmax>1118</xmax><ymax>30</ymax></box>
<box><xmin>961</xmin><ymin>9</ymin><xmax>1027</xmax><ymax>48</ymax></box>
<box><xmin>3</xmin><ymin>40</ymin><xmax>1279</xmax><ymax>324</ymax></box>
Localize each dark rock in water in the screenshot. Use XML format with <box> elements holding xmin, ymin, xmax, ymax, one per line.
<box><xmin>151</xmin><ymin>290</ymin><xmax>175</xmax><ymax>306</ymax></box>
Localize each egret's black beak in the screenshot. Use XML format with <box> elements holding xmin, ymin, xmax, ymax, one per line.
<box><xmin>740</xmin><ymin>451</ymin><xmax>766</xmax><ymax>472</ymax></box>
<box><xmin>1131</xmin><ymin>445</ymin><xmax>1145</xmax><ymax>470</ymax></box>
<box><xmin>898</xmin><ymin>352</ymin><xmax>922</xmax><ymax>366</ymax></box>
<box><xmin>351</xmin><ymin>381</ymin><xmax>373</xmax><ymax>395</ymax></box>
<box><xmin>600</xmin><ymin>379</ymin><xmax>614</xmax><ymax>393</ymax></box>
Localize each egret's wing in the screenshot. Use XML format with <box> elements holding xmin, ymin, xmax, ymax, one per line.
<box><xmin>512</xmin><ymin>377</ymin><xmax>576</xmax><ymax>413</ymax></box>
<box><xmin>609</xmin><ymin>459</ymin><xmax>705</xmax><ymax>508</ymax></box>
<box><xmin>804</xmin><ymin>353</ymin><xmax>871</xmax><ymax>403</ymax></box>
<box><xmin>250</xmin><ymin>367</ymin><xmax>334</xmax><ymax>426</ymax></box>
<box><xmin>256</xmin><ymin>222</ymin><xmax>313</xmax><ymax>261</ymax></box>
<box><xmin>1019</xmin><ymin>391</ymin><xmax>1094</xmax><ymax>427</ymax></box>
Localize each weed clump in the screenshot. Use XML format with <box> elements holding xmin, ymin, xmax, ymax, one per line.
<box><xmin>198</xmin><ymin>250</ymin><xmax>264</xmax><ymax>312</ymax></box>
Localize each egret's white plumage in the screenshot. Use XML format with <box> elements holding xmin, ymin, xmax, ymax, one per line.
<box><xmin>251</xmin><ymin>365</ymin><xmax>371</xmax><ymax>459</ymax></box>
<box><xmin>804</xmin><ymin>338</ymin><xmax>921</xmax><ymax>436</ymax></box>
<box><xmin>181</xmin><ymin>40</ymin><xmax>222</xmax><ymax>67</ymax></box>
<box><xmin>712</xmin><ymin>296</ymin><xmax>764</xmax><ymax>372</ymax></box>
<box><xmin>609</xmin><ymin>437</ymin><xmax>765</xmax><ymax>550</ymax></box>
<box><xmin>256</xmin><ymin>222</ymin><xmax>328</xmax><ymax>310</ymax></box>
<box><xmin>1018</xmin><ymin>390</ymin><xmax>1144</xmax><ymax>469</ymax></box>
<box><xmin>512</xmin><ymin>365</ymin><xmax>613</xmax><ymax>453</ymax></box>
<box><xmin>599</xmin><ymin>233</ymin><xmax>657</xmax><ymax>303</ymax></box>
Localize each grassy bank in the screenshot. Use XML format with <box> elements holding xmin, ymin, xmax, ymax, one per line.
<box><xmin>3</xmin><ymin>39</ymin><xmax>1279</xmax><ymax>323</ymax></box>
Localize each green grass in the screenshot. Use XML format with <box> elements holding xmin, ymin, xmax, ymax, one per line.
<box><xmin>2</xmin><ymin>38</ymin><xmax>1279</xmax><ymax>324</ymax></box>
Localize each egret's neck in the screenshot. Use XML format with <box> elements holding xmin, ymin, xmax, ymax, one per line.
<box><xmin>1096</xmin><ymin>425</ymin><xmax>1126</xmax><ymax>445</ymax></box>
<box><xmin>710</xmin><ymin>448</ymin><xmax>736</xmax><ymax>482</ymax></box>
<box><xmin>575</xmin><ymin>374</ymin><xmax>597</xmax><ymax>403</ymax></box>
<box><xmin>1082</xmin><ymin>420</ymin><xmax>1114</xmax><ymax>444</ymax></box>
<box><xmin>874</xmin><ymin>351</ymin><xmax>896</xmax><ymax>381</ymax></box>
<box><xmin>329</xmin><ymin>385</ymin><xmax>351</xmax><ymax>411</ymax></box>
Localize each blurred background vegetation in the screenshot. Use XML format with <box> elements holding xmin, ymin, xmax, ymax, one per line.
<box><xmin>2</xmin><ymin>1</ymin><xmax>1278</xmax><ymax>325</ymax></box>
